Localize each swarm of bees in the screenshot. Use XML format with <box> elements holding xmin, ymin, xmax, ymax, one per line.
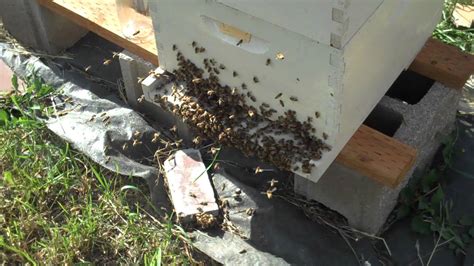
<box><xmin>155</xmin><ymin>44</ymin><xmax>331</xmax><ymax>173</ymax></box>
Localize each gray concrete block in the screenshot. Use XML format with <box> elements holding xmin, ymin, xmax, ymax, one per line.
<box><xmin>0</xmin><ymin>0</ymin><xmax>88</xmax><ymax>53</ymax></box>
<box><xmin>294</xmin><ymin>82</ymin><xmax>461</xmax><ymax>234</ymax></box>
<box><xmin>164</xmin><ymin>149</ymin><xmax>219</xmax><ymax>223</ymax></box>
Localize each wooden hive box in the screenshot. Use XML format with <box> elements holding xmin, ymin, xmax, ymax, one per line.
<box><xmin>149</xmin><ymin>0</ymin><xmax>444</xmax><ymax>183</ymax></box>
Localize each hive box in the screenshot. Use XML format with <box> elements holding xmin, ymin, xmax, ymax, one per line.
<box><xmin>150</xmin><ymin>0</ymin><xmax>444</xmax><ymax>183</ymax></box>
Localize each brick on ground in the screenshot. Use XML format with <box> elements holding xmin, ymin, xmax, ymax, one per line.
<box><xmin>0</xmin><ymin>60</ymin><xmax>22</xmax><ymax>93</ymax></box>
<box><xmin>164</xmin><ymin>149</ymin><xmax>219</xmax><ymax>222</ymax></box>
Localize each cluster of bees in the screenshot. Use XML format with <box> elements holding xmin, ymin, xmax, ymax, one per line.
<box><xmin>155</xmin><ymin>43</ymin><xmax>331</xmax><ymax>173</ymax></box>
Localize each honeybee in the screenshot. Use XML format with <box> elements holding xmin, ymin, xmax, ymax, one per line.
<box><xmin>151</xmin><ymin>132</ymin><xmax>161</xmax><ymax>143</ymax></box>
<box><xmin>236</xmin><ymin>39</ymin><xmax>243</xmax><ymax>46</ymax></box>
<box><xmin>253</xmin><ymin>76</ymin><xmax>259</xmax><ymax>83</ymax></box>
<box><xmin>219</xmin><ymin>64</ymin><xmax>226</xmax><ymax>70</ymax></box>
<box><xmin>279</xmin><ymin>100</ymin><xmax>285</xmax><ymax>107</ymax></box>
<box><xmin>199</xmin><ymin>47</ymin><xmax>206</xmax><ymax>53</ymax></box>
<box><xmin>266</xmin><ymin>187</ymin><xmax>277</xmax><ymax>199</ymax></box>
<box><xmin>268</xmin><ymin>179</ymin><xmax>278</xmax><ymax>187</ymax></box>
<box><xmin>172</xmin><ymin>44</ymin><xmax>177</xmax><ymax>50</ymax></box>
<box><xmin>323</xmin><ymin>132</ymin><xmax>328</xmax><ymax>140</ymax></box>
<box><xmin>276</xmin><ymin>52</ymin><xmax>285</xmax><ymax>60</ymax></box>
<box><xmin>266</xmin><ymin>58</ymin><xmax>271</xmax><ymax>66</ymax></box>
<box><xmin>137</xmin><ymin>95</ymin><xmax>145</xmax><ymax>103</ymax></box>
<box><xmin>103</xmin><ymin>59</ymin><xmax>112</xmax><ymax>65</ymax></box>
<box><xmin>315</xmin><ymin>111</ymin><xmax>320</xmax><ymax>118</ymax></box>
<box><xmin>233</xmin><ymin>71</ymin><xmax>238</xmax><ymax>77</ymax></box>
<box><xmin>289</xmin><ymin>96</ymin><xmax>298</xmax><ymax>102</ymax></box>
<box><xmin>191</xmin><ymin>41</ymin><xmax>197</xmax><ymax>47</ymax></box>
<box><xmin>274</xmin><ymin>93</ymin><xmax>282</xmax><ymax>99</ymax></box>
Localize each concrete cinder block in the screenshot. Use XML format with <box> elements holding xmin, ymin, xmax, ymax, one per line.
<box><xmin>0</xmin><ymin>0</ymin><xmax>88</xmax><ymax>54</ymax></box>
<box><xmin>118</xmin><ymin>50</ymin><xmax>156</xmax><ymax>107</ymax></box>
<box><xmin>164</xmin><ymin>149</ymin><xmax>219</xmax><ymax>222</ymax></box>
<box><xmin>294</xmin><ymin>82</ymin><xmax>461</xmax><ymax>234</ymax></box>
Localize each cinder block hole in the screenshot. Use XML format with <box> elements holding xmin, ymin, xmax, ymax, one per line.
<box><xmin>385</xmin><ymin>70</ymin><xmax>435</xmax><ymax>104</ymax></box>
<box><xmin>363</xmin><ymin>105</ymin><xmax>403</xmax><ymax>137</ymax></box>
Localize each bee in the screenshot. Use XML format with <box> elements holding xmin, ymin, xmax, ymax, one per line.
<box><xmin>231</xmin><ymin>87</ymin><xmax>237</xmax><ymax>95</ymax></box>
<box><xmin>250</xmin><ymin>95</ymin><xmax>256</xmax><ymax>102</ymax></box>
<box><xmin>289</xmin><ymin>96</ymin><xmax>298</xmax><ymax>101</ymax></box>
<box><xmin>228</xmin><ymin>114</ymin><xmax>235</xmax><ymax>119</ymax></box>
<box><xmin>88</xmin><ymin>114</ymin><xmax>96</xmax><ymax>122</ymax></box>
<box><xmin>84</xmin><ymin>65</ymin><xmax>92</xmax><ymax>72</ymax></box>
<box><xmin>245</xmin><ymin>208</ymin><xmax>254</xmax><ymax>216</ymax></box>
<box><xmin>192</xmin><ymin>78</ymin><xmax>202</xmax><ymax>84</ymax></box>
<box><xmin>137</xmin><ymin>95</ymin><xmax>145</xmax><ymax>103</ymax></box>
<box><xmin>221</xmin><ymin>183</ymin><xmax>226</xmax><ymax>192</ymax></box>
<box><xmin>210</xmin><ymin>59</ymin><xmax>216</xmax><ymax>65</ymax></box>
<box><xmin>261</xmin><ymin>103</ymin><xmax>270</xmax><ymax>108</ymax></box>
<box><xmin>103</xmin><ymin>59</ymin><xmax>112</xmax><ymax>65</ymax></box>
<box><xmin>293</xmin><ymin>166</ymin><xmax>300</xmax><ymax>171</ymax></box>
<box><xmin>254</xmin><ymin>166</ymin><xmax>263</xmax><ymax>174</ymax></box>
<box><xmin>132</xmin><ymin>139</ymin><xmax>142</xmax><ymax>147</ymax></box>
<box><xmin>315</xmin><ymin>111</ymin><xmax>320</xmax><ymax>118</ymax></box>
<box><xmin>137</xmin><ymin>76</ymin><xmax>145</xmax><ymax>83</ymax></box>
<box><xmin>102</xmin><ymin>116</ymin><xmax>110</xmax><ymax>123</ymax></box>
<box><xmin>242</xmin><ymin>83</ymin><xmax>247</xmax><ymax>90</ymax></box>
<box><xmin>233</xmin><ymin>71</ymin><xmax>238</xmax><ymax>77</ymax></box>
<box><xmin>193</xmin><ymin>136</ymin><xmax>202</xmax><ymax>145</ymax></box>
<box><xmin>104</xmin><ymin>156</ymin><xmax>111</xmax><ymax>164</ymax></box>
<box><xmin>213</xmin><ymin>68</ymin><xmax>220</xmax><ymax>75</ymax></box>
<box><xmin>207</xmin><ymin>90</ymin><xmax>216</xmax><ymax>96</ymax></box>
<box><xmin>189</xmin><ymin>192</ymin><xmax>197</xmax><ymax>198</ymax></box>
<box><xmin>213</xmin><ymin>162</ymin><xmax>220</xmax><ymax>171</ymax></box>
<box><xmin>151</xmin><ymin>132</ymin><xmax>161</xmax><ymax>143</ymax></box>
<box><xmin>100</xmin><ymin>112</ymin><xmax>107</xmax><ymax>117</ymax></box>
<box><xmin>170</xmin><ymin>125</ymin><xmax>177</xmax><ymax>133</ymax></box>
<box><xmin>133</xmin><ymin>130</ymin><xmax>141</xmax><ymax>138</ymax></box>
<box><xmin>279</xmin><ymin>100</ymin><xmax>285</xmax><ymax>107</ymax></box>
<box><xmin>266</xmin><ymin>58</ymin><xmax>271</xmax><ymax>66</ymax></box>
<box><xmin>274</xmin><ymin>93</ymin><xmax>282</xmax><ymax>99</ymax></box>
<box><xmin>268</xmin><ymin>179</ymin><xmax>278</xmax><ymax>187</ymax></box>
<box><xmin>172</xmin><ymin>44</ymin><xmax>177</xmax><ymax>51</ymax></box>
<box><xmin>253</xmin><ymin>76</ymin><xmax>259</xmax><ymax>83</ymax></box>
<box><xmin>199</xmin><ymin>47</ymin><xmax>206</xmax><ymax>53</ymax></box>
<box><xmin>191</xmin><ymin>41</ymin><xmax>197</xmax><ymax>47</ymax></box>
<box><xmin>194</xmin><ymin>47</ymin><xmax>199</xmax><ymax>54</ymax></box>
<box><xmin>248</xmin><ymin>109</ymin><xmax>255</xmax><ymax>117</ymax></box>
<box><xmin>236</xmin><ymin>39</ymin><xmax>243</xmax><ymax>46</ymax></box>
<box><xmin>323</xmin><ymin>132</ymin><xmax>328</xmax><ymax>140</ymax></box>
<box><xmin>276</xmin><ymin>52</ymin><xmax>285</xmax><ymax>60</ymax></box>
<box><xmin>266</xmin><ymin>187</ymin><xmax>277</xmax><ymax>199</ymax></box>
<box><xmin>219</xmin><ymin>64</ymin><xmax>226</xmax><ymax>70</ymax></box>
<box><xmin>234</xmin><ymin>188</ymin><xmax>242</xmax><ymax>195</ymax></box>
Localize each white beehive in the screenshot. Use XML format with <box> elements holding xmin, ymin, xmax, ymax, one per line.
<box><xmin>149</xmin><ymin>0</ymin><xmax>444</xmax><ymax>183</ymax></box>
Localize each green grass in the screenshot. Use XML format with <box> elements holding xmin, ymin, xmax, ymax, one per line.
<box><xmin>0</xmin><ymin>76</ymin><xmax>195</xmax><ymax>264</ymax></box>
<box><xmin>434</xmin><ymin>0</ymin><xmax>474</xmax><ymax>54</ymax></box>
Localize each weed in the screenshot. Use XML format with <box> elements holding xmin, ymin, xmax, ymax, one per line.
<box><xmin>0</xmin><ymin>75</ymin><xmax>195</xmax><ymax>264</ymax></box>
<box><xmin>434</xmin><ymin>0</ymin><xmax>474</xmax><ymax>54</ymax></box>
<box><xmin>395</xmin><ymin>130</ymin><xmax>474</xmax><ymax>256</ymax></box>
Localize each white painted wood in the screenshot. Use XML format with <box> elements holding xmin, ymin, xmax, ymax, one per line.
<box><xmin>149</xmin><ymin>0</ymin><xmax>444</xmax><ymax>183</ymax></box>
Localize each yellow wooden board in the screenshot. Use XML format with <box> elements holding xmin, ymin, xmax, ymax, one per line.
<box><xmin>38</xmin><ymin>0</ymin><xmax>158</xmax><ymax>65</ymax></box>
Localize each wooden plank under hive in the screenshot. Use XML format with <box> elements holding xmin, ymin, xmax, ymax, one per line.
<box><xmin>37</xmin><ymin>0</ymin><xmax>158</xmax><ymax>65</ymax></box>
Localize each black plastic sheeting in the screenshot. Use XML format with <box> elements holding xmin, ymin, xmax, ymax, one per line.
<box><xmin>0</xmin><ymin>42</ymin><xmax>380</xmax><ymax>265</ymax></box>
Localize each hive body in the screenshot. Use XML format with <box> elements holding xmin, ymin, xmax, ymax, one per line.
<box><xmin>150</xmin><ymin>0</ymin><xmax>444</xmax><ymax>182</ymax></box>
